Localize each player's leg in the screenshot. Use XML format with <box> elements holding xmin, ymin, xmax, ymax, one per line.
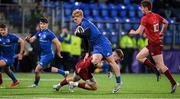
<box><xmin>30</xmin><ymin>54</ymin><xmax>52</xmax><ymax>87</ymax></box>
<box><xmin>0</xmin><ymin>58</ymin><xmax>19</xmax><ymax>87</ymax></box>
<box><xmin>153</xmin><ymin>54</ymin><xmax>178</xmax><ymax>93</ymax></box>
<box><xmin>0</xmin><ymin>68</ymin><xmax>3</xmax><ymax>86</ymax></box>
<box><xmin>136</xmin><ymin>47</ymin><xmax>160</xmax><ymax>81</ymax></box>
<box><xmin>30</xmin><ymin>64</ymin><xmax>43</xmax><ymax>87</ymax></box>
<box><xmin>4</xmin><ymin>67</ymin><xmax>19</xmax><ymax>87</ymax></box>
<box><xmin>51</xmin><ymin>66</ymin><xmax>69</xmax><ymax>77</ymax></box>
<box><xmin>0</xmin><ymin>59</ymin><xmax>7</xmax><ymax>86</ymax></box>
<box><xmin>106</xmin><ymin>56</ymin><xmax>121</xmax><ymax>93</ymax></box>
<box><xmin>69</xmin><ymin>78</ymin><xmax>97</xmax><ymax>91</ymax></box>
<box><xmin>0</xmin><ymin>60</ymin><xmax>6</xmax><ymax>67</ymax></box>
<box><xmin>53</xmin><ymin>72</ymin><xmax>81</xmax><ymax>91</ymax></box>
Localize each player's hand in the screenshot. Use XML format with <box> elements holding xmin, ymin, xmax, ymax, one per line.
<box><xmin>57</xmin><ymin>52</ymin><xmax>63</xmax><ymax>58</ymax></box>
<box><xmin>17</xmin><ymin>53</ymin><xmax>23</xmax><ymax>60</ymax></box>
<box><xmin>24</xmin><ymin>36</ymin><xmax>31</xmax><ymax>42</ymax></box>
<box><xmin>75</xmin><ymin>26</ymin><xmax>84</xmax><ymax>35</ymax></box>
<box><xmin>129</xmin><ymin>29</ymin><xmax>135</xmax><ymax>35</ymax></box>
<box><xmin>83</xmin><ymin>52</ymin><xmax>89</xmax><ymax>62</ymax></box>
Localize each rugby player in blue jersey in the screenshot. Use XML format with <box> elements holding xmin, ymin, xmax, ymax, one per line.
<box><xmin>72</xmin><ymin>9</ymin><xmax>122</xmax><ymax>93</ymax></box>
<box><xmin>0</xmin><ymin>24</ymin><xmax>25</xmax><ymax>87</ymax></box>
<box><xmin>25</xmin><ymin>17</ymin><xmax>69</xmax><ymax>87</ymax></box>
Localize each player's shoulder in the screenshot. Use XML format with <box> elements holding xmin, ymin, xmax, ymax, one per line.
<box><xmin>81</xmin><ymin>18</ymin><xmax>91</xmax><ymax>26</ymax></box>
<box><xmin>8</xmin><ymin>33</ymin><xmax>18</xmax><ymax>37</ymax></box>
<box><xmin>45</xmin><ymin>29</ymin><xmax>55</xmax><ymax>35</ymax></box>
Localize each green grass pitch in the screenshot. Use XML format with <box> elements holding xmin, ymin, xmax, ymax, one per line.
<box><xmin>0</xmin><ymin>73</ymin><xmax>180</xmax><ymax>99</ymax></box>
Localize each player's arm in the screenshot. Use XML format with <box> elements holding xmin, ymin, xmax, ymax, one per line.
<box><xmin>129</xmin><ymin>25</ymin><xmax>145</xmax><ymax>35</ymax></box>
<box><xmin>25</xmin><ymin>35</ymin><xmax>36</xmax><ymax>43</ymax></box>
<box><xmin>18</xmin><ymin>38</ymin><xmax>25</xmax><ymax>60</ymax></box>
<box><xmin>75</xmin><ymin>26</ymin><xmax>90</xmax><ymax>38</ymax></box>
<box><xmin>52</xmin><ymin>38</ymin><xmax>62</xmax><ymax>58</ymax></box>
<box><xmin>160</xmin><ymin>18</ymin><xmax>168</xmax><ymax>35</ymax></box>
<box><xmin>82</xmin><ymin>37</ymin><xmax>91</xmax><ymax>61</ymax></box>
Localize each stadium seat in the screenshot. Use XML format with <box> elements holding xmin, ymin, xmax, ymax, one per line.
<box><xmin>94</xmin><ymin>16</ymin><xmax>103</xmax><ymax>21</ymax></box>
<box><xmin>164</xmin><ymin>31</ymin><xmax>173</xmax><ymax>45</ymax></box>
<box><xmin>117</xmin><ymin>4</ymin><xmax>127</xmax><ymax>17</ymax></box>
<box><xmin>96</xmin><ymin>23</ymin><xmax>104</xmax><ymax>29</ymax></box>
<box><xmin>99</xmin><ymin>3</ymin><xmax>108</xmax><ymax>10</ymax></box>
<box><xmin>55</xmin><ymin>8</ymin><xmax>61</xmax><ymax>22</ymax></box>
<box><xmin>108</xmin><ymin>3</ymin><xmax>117</xmax><ymax>10</ymax></box>
<box><xmin>92</xmin><ymin>9</ymin><xmax>99</xmax><ymax>17</ymax></box>
<box><xmin>101</xmin><ymin>9</ymin><xmax>108</xmax><ymax>17</ymax></box>
<box><xmin>124</xmin><ymin>0</ymin><xmax>130</xmax><ymax>5</ymax></box>
<box><xmin>105</xmin><ymin>23</ymin><xmax>114</xmax><ymax>29</ymax></box>
<box><xmin>54</xmin><ymin>1</ymin><xmax>61</xmax><ymax>7</ymax></box>
<box><xmin>63</xmin><ymin>2</ymin><xmax>72</xmax><ymax>9</ymax></box>
<box><xmin>111</xmin><ymin>10</ymin><xmax>118</xmax><ymax>17</ymax></box>
<box><xmin>64</xmin><ymin>9</ymin><xmax>72</xmax><ymax>17</ymax></box>
<box><xmin>89</xmin><ymin>3</ymin><xmax>98</xmax><ymax>9</ymax></box>
<box><xmin>175</xmin><ymin>33</ymin><xmax>180</xmax><ymax>45</ymax></box>
<box><xmin>137</xmin><ymin>10</ymin><xmax>143</xmax><ymax>18</ymax></box>
<box><xmin>110</xmin><ymin>31</ymin><xmax>119</xmax><ymax>43</ymax></box>
<box><xmin>124</xmin><ymin>23</ymin><xmax>131</xmax><ymax>31</ymax></box>
<box><xmin>83</xmin><ymin>9</ymin><xmax>90</xmax><ymax>17</ymax></box>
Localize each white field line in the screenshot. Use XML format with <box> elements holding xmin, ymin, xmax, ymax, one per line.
<box><xmin>3</xmin><ymin>78</ymin><xmax>60</xmax><ymax>81</ymax></box>
<box><xmin>0</xmin><ymin>96</ymin><xmax>180</xmax><ymax>99</ymax></box>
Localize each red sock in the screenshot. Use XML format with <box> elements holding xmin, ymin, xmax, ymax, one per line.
<box><xmin>60</xmin><ymin>79</ymin><xmax>68</xmax><ymax>86</ymax></box>
<box><xmin>0</xmin><ymin>73</ymin><xmax>2</xmax><ymax>85</ymax></box>
<box><xmin>144</xmin><ymin>59</ymin><xmax>158</xmax><ymax>73</ymax></box>
<box><xmin>78</xmin><ymin>82</ymin><xmax>87</xmax><ymax>89</ymax></box>
<box><xmin>164</xmin><ymin>70</ymin><xmax>176</xmax><ymax>85</ymax></box>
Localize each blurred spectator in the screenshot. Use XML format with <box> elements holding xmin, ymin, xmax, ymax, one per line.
<box><xmin>58</xmin><ymin>27</ymin><xmax>72</xmax><ymax>71</ymax></box>
<box><xmin>70</xmin><ymin>34</ymin><xmax>82</xmax><ymax>72</ymax></box>
<box><xmin>119</xmin><ymin>34</ymin><xmax>136</xmax><ymax>73</ymax></box>
<box><xmin>27</xmin><ymin>2</ymin><xmax>43</xmax><ymax>34</ymax></box>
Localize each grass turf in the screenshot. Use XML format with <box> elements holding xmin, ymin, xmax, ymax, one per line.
<box><xmin>0</xmin><ymin>73</ymin><xmax>180</xmax><ymax>99</ymax></box>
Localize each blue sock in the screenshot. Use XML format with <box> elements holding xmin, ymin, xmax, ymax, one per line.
<box><xmin>57</xmin><ymin>69</ymin><xmax>65</xmax><ymax>75</ymax></box>
<box><xmin>7</xmin><ymin>72</ymin><xmax>17</xmax><ymax>83</ymax></box>
<box><xmin>116</xmin><ymin>76</ymin><xmax>121</xmax><ymax>84</ymax></box>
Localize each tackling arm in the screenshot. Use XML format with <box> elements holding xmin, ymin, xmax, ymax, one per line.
<box><xmin>75</xmin><ymin>26</ymin><xmax>90</xmax><ymax>38</ymax></box>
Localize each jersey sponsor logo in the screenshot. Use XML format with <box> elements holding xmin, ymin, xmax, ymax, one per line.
<box><xmin>107</xmin><ymin>52</ymin><xmax>110</xmax><ymax>56</ymax></box>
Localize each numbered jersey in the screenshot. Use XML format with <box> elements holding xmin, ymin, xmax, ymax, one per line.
<box><xmin>141</xmin><ymin>12</ymin><xmax>163</xmax><ymax>44</ymax></box>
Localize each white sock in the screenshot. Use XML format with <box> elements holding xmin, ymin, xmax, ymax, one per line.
<box><xmin>74</xmin><ymin>82</ymin><xmax>79</xmax><ymax>87</ymax></box>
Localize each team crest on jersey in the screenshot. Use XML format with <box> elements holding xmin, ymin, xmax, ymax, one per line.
<box><xmin>107</xmin><ymin>52</ymin><xmax>110</xmax><ymax>56</ymax></box>
<box><xmin>6</xmin><ymin>39</ymin><xmax>10</xmax><ymax>43</ymax></box>
<box><xmin>42</xmin><ymin>34</ymin><xmax>46</xmax><ymax>39</ymax></box>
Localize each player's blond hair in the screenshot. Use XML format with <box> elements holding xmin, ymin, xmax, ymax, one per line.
<box><xmin>72</xmin><ymin>9</ymin><xmax>84</xmax><ymax>17</ymax></box>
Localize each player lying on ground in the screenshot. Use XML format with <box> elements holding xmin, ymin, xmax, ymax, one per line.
<box><xmin>0</xmin><ymin>24</ymin><xmax>25</xmax><ymax>87</ymax></box>
<box><xmin>53</xmin><ymin>49</ymin><xmax>124</xmax><ymax>93</ymax></box>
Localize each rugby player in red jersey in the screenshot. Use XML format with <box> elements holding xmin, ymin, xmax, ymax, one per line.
<box><xmin>129</xmin><ymin>0</ymin><xmax>178</xmax><ymax>93</ymax></box>
<box><xmin>53</xmin><ymin>49</ymin><xmax>124</xmax><ymax>93</ymax></box>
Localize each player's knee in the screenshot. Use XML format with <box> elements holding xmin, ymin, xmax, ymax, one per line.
<box><xmin>35</xmin><ymin>68</ymin><xmax>41</xmax><ymax>73</ymax></box>
<box><xmin>136</xmin><ymin>55</ymin><xmax>143</xmax><ymax>63</ymax></box>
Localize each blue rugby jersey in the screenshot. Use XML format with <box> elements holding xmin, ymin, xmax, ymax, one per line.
<box><xmin>35</xmin><ymin>29</ymin><xmax>56</xmax><ymax>55</ymax></box>
<box><xmin>0</xmin><ymin>33</ymin><xmax>19</xmax><ymax>59</ymax></box>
